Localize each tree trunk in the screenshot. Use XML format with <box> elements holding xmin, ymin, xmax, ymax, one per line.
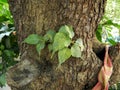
<box><xmin>7</xmin><ymin>0</ymin><xmax>120</xmax><ymax>90</ymax></box>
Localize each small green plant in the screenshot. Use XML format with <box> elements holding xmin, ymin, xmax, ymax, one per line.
<box><xmin>24</xmin><ymin>25</ymin><xmax>84</xmax><ymax>65</ymax></box>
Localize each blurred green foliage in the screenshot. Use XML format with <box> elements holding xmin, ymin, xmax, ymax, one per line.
<box><xmin>96</xmin><ymin>0</ymin><xmax>120</xmax><ymax>46</ymax></box>
<box><xmin>0</xmin><ymin>0</ymin><xmax>19</xmax><ymax>87</ymax></box>
<box><xmin>105</xmin><ymin>0</ymin><xmax>120</xmax><ymax>23</ymax></box>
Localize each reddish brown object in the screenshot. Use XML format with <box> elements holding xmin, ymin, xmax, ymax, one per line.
<box><xmin>92</xmin><ymin>46</ymin><xmax>113</xmax><ymax>90</ymax></box>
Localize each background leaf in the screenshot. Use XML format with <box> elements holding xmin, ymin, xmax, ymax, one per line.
<box><xmin>58</xmin><ymin>48</ymin><xmax>71</xmax><ymax>65</ymax></box>
<box><xmin>0</xmin><ymin>16</ymin><xmax>9</xmax><ymax>22</ymax></box>
<box><xmin>96</xmin><ymin>25</ymin><xmax>102</xmax><ymax>42</ymax></box>
<box><xmin>2</xmin><ymin>50</ymin><xmax>17</xmax><ymax>67</ymax></box>
<box><xmin>0</xmin><ymin>0</ymin><xmax>7</xmax><ymax>3</ymax></box>
<box><xmin>0</xmin><ymin>74</ymin><xmax>6</xmax><ymax>87</ymax></box>
<box><xmin>107</xmin><ymin>38</ymin><xmax>117</xmax><ymax>45</ymax></box>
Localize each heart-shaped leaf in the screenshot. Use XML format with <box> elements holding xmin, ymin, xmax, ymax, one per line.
<box><xmin>71</xmin><ymin>44</ymin><xmax>81</xmax><ymax>58</ymax></box>
<box><xmin>59</xmin><ymin>25</ymin><xmax>74</xmax><ymax>39</ymax></box>
<box><xmin>53</xmin><ymin>32</ymin><xmax>71</xmax><ymax>52</ymax></box>
<box><xmin>75</xmin><ymin>38</ymin><xmax>84</xmax><ymax>51</ymax></box>
<box><xmin>58</xmin><ymin>48</ymin><xmax>71</xmax><ymax>65</ymax></box>
<box><xmin>24</xmin><ymin>34</ymin><xmax>41</xmax><ymax>44</ymax></box>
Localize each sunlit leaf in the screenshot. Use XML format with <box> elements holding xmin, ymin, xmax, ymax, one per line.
<box><xmin>75</xmin><ymin>38</ymin><xmax>84</xmax><ymax>51</ymax></box>
<box><xmin>0</xmin><ymin>0</ymin><xmax>7</xmax><ymax>3</ymax></box>
<box><xmin>52</xmin><ymin>32</ymin><xmax>71</xmax><ymax>52</ymax></box>
<box><xmin>71</xmin><ymin>44</ymin><xmax>81</xmax><ymax>58</ymax></box>
<box><xmin>107</xmin><ymin>32</ymin><xmax>113</xmax><ymax>37</ymax></box>
<box><xmin>58</xmin><ymin>48</ymin><xmax>71</xmax><ymax>65</ymax></box>
<box><xmin>59</xmin><ymin>25</ymin><xmax>74</xmax><ymax>39</ymax></box>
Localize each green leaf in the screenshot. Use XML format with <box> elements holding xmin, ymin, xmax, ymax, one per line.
<box><xmin>96</xmin><ymin>25</ymin><xmax>102</xmax><ymax>42</ymax></box>
<box><xmin>71</xmin><ymin>44</ymin><xmax>82</xmax><ymax>58</ymax></box>
<box><xmin>59</xmin><ymin>25</ymin><xmax>74</xmax><ymax>39</ymax></box>
<box><xmin>0</xmin><ymin>44</ymin><xmax>4</xmax><ymax>50</ymax></box>
<box><xmin>36</xmin><ymin>40</ymin><xmax>45</xmax><ymax>55</ymax></box>
<box><xmin>75</xmin><ymin>38</ymin><xmax>84</xmax><ymax>51</ymax></box>
<box><xmin>58</xmin><ymin>48</ymin><xmax>71</xmax><ymax>65</ymax></box>
<box><xmin>0</xmin><ymin>0</ymin><xmax>7</xmax><ymax>3</ymax></box>
<box><xmin>3</xmin><ymin>50</ymin><xmax>14</xmax><ymax>57</ymax></box>
<box><xmin>44</xmin><ymin>30</ymin><xmax>56</xmax><ymax>42</ymax></box>
<box><xmin>102</xmin><ymin>19</ymin><xmax>120</xmax><ymax>29</ymax></box>
<box><xmin>113</xmin><ymin>23</ymin><xmax>120</xmax><ymax>29</ymax></box>
<box><xmin>53</xmin><ymin>32</ymin><xmax>71</xmax><ymax>52</ymax></box>
<box><xmin>107</xmin><ymin>32</ymin><xmax>113</xmax><ymax>37</ymax></box>
<box><xmin>0</xmin><ymin>73</ymin><xmax>6</xmax><ymax>87</ymax></box>
<box><xmin>0</xmin><ymin>64</ymin><xmax>3</xmax><ymax>70</ymax></box>
<box><xmin>0</xmin><ymin>50</ymin><xmax>2</xmax><ymax>56</ymax></box>
<box><xmin>24</xmin><ymin>34</ymin><xmax>41</xmax><ymax>44</ymax></box>
<box><xmin>2</xmin><ymin>50</ymin><xmax>17</xmax><ymax>67</ymax></box>
<box><xmin>0</xmin><ymin>16</ymin><xmax>9</xmax><ymax>22</ymax></box>
<box><xmin>4</xmin><ymin>37</ymin><xmax>11</xmax><ymax>49</ymax></box>
<box><xmin>104</xmin><ymin>20</ymin><xmax>113</xmax><ymax>25</ymax></box>
<box><xmin>107</xmin><ymin>38</ymin><xmax>117</xmax><ymax>45</ymax></box>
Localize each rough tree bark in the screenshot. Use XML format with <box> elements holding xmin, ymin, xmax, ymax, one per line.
<box><xmin>7</xmin><ymin>0</ymin><xmax>120</xmax><ymax>90</ymax></box>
